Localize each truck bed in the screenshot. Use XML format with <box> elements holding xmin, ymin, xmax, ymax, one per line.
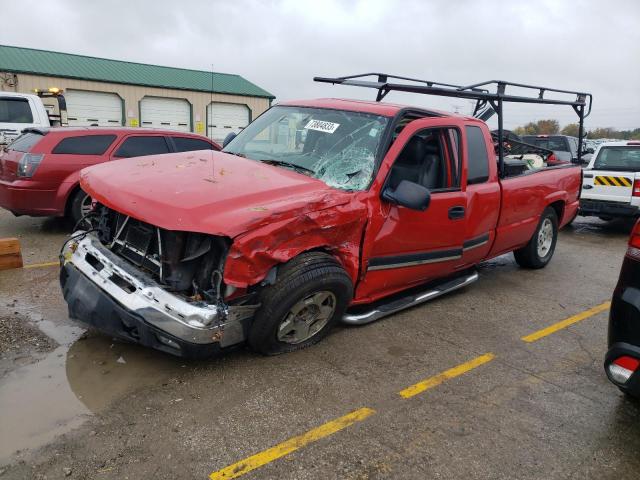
<box><xmin>490</xmin><ymin>165</ymin><xmax>581</xmax><ymax>257</ymax></box>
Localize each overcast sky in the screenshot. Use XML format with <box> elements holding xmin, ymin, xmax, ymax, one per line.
<box><xmin>1</xmin><ymin>0</ymin><xmax>638</xmax><ymax>130</ymax></box>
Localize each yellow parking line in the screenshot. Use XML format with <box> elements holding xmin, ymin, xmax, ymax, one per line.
<box><xmin>23</xmin><ymin>261</ymin><xmax>59</xmax><ymax>269</ymax></box>
<box><xmin>398</xmin><ymin>353</ymin><xmax>495</xmax><ymax>399</ymax></box>
<box><xmin>209</xmin><ymin>407</ymin><xmax>376</xmax><ymax>480</ymax></box>
<box><xmin>521</xmin><ymin>301</ymin><xmax>611</xmax><ymax>343</ymax></box>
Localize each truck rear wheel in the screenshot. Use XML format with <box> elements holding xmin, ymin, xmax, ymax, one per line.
<box><xmin>248</xmin><ymin>252</ymin><xmax>353</xmax><ymax>355</ymax></box>
<box><xmin>514</xmin><ymin>207</ymin><xmax>558</xmax><ymax>269</ymax></box>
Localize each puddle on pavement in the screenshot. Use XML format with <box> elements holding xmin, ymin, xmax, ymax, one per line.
<box><xmin>0</xmin><ymin>345</ymin><xmax>87</xmax><ymax>462</ymax></box>
<box><xmin>65</xmin><ymin>335</ymin><xmax>183</xmax><ymax>412</ymax></box>
<box><xmin>566</xmin><ymin>217</ymin><xmax>634</xmax><ymax>236</ymax></box>
<box><xmin>0</xmin><ymin>236</ymin><xmax>187</xmax><ymax>462</ymax></box>
<box><xmin>478</xmin><ymin>253</ymin><xmax>515</xmax><ymax>271</ymax></box>
<box><xmin>0</xmin><ymin>319</ymin><xmax>183</xmax><ymax>463</ymax></box>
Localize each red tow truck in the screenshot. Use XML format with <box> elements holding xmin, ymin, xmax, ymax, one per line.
<box><xmin>60</xmin><ymin>74</ymin><xmax>592</xmax><ymax>358</ymax></box>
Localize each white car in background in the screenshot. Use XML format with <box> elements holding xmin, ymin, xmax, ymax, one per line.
<box><xmin>0</xmin><ymin>92</ymin><xmax>52</xmax><ymax>146</ymax></box>
<box><xmin>579</xmin><ymin>141</ymin><xmax>640</xmax><ymax>220</ymax></box>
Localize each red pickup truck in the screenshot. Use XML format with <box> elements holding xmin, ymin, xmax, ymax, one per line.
<box><xmin>59</xmin><ymin>75</ymin><xmax>590</xmax><ymax>358</ymax></box>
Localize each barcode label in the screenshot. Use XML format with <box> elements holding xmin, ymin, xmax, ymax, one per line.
<box><xmin>304</xmin><ymin>119</ymin><xmax>340</xmax><ymax>134</ymax></box>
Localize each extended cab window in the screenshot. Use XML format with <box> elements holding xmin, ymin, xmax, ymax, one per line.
<box><xmin>0</xmin><ymin>98</ymin><xmax>33</xmax><ymax>123</ymax></box>
<box><xmin>52</xmin><ymin>135</ymin><xmax>117</xmax><ymax>155</ymax></box>
<box><xmin>388</xmin><ymin>128</ymin><xmax>460</xmax><ymax>191</ymax></box>
<box><xmin>465</xmin><ymin>126</ymin><xmax>490</xmax><ymax>184</ymax></box>
<box><xmin>172</xmin><ymin>136</ymin><xmax>215</xmax><ymax>152</ymax></box>
<box><xmin>594</xmin><ymin>146</ymin><xmax>640</xmax><ymax>171</ymax></box>
<box><xmin>114</xmin><ymin>136</ymin><xmax>170</xmax><ymax>158</ymax></box>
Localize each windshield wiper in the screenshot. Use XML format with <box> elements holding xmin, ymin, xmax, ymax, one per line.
<box><xmin>258</xmin><ymin>159</ymin><xmax>315</xmax><ymax>175</ymax></box>
<box><xmin>225</xmin><ymin>151</ymin><xmax>246</xmax><ymax>158</ymax></box>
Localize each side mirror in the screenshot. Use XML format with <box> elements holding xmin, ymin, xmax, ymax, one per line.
<box><xmin>222</xmin><ymin>132</ymin><xmax>237</xmax><ymax>148</ymax></box>
<box><xmin>584</xmin><ymin>147</ymin><xmax>594</xmax><ymax>154</ymax></box>
<box><xmin>382</xmin><ymin>180</ymin><xmax>431</xmax><ymax>211</ymax></box>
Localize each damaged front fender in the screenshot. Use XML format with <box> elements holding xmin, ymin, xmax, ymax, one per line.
<box><xmin>224</xmin><ymin>199</ymin><xmax>368</xmax><ymax>288</ymax></box>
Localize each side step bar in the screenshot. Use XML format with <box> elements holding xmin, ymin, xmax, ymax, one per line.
<box><xmin>342</xmin><ymin>270</ymin><xmax>479</xmax><ymax>325</ymax></box>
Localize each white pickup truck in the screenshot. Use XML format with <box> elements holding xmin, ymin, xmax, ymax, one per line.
<box><xmin>0</xmin><ymin>92</ymin><xmax>52</xmax><ymax>146</ymax></box>
<box><xmin>0</xmin><ymin>91</ymin><xmax>66</xmax><ymax>146</ymax></box>
<box><xmin>580</xmin><ymin>141</ymin><xmax>640</xmax><ymax>220</ymax></box>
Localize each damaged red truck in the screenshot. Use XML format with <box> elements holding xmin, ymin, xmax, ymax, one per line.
<box><xmin>59</xmin><ymin>75</ymin><xmax>592</xmax><ymax>358</ymax></box>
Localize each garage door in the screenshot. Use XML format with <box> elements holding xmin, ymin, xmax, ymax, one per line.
<box><xmin>65</xmin><ymin>90</ymin><xmax>122</xmax><ymax>126</ymax></box>
<box><xmin>140</xmin><ymin>97</ymin><xmax>190</xmax><ymax>132</ymax></box>
<box><xmin>207</xmin><ymin>103</ymin><xmax>250</xmax><ymax>143</ymax></box>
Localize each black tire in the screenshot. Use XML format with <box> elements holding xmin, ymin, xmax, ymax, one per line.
<box><xmin>68</xmin><ymin>188</ymin><xmax>91</xmax><ymax>227</ymax></box>
<box><xmin>248</xmin><ymin>252</ymin><xmax>353</xmax><ymax>355</ymax></box>
<box><xmin>514</xmin><ymin>207</ymin><xmax>558</xmax><ymax>269</ymax></box>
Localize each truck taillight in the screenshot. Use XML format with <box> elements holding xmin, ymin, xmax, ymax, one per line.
<box><xmin>16</xmin><ymin>153</ymin><xmax>44</xmax><ymax>178</ymax></box>
<box><xmin>633</xmin><ymin>179</ymin><xmax>640</xmax><ymax>197</ymax></box>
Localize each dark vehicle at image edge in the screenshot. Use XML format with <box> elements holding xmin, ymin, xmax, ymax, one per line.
<box><xmin>605</xmin><ymin>219</ymin><xmax>640</xmax><ymax>398</ymax></box>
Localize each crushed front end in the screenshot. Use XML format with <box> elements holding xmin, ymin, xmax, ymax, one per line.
<box><xmin>59</xmin><ymin>205</ymin><xmax>259</xmax><ymax>358</ymax></box>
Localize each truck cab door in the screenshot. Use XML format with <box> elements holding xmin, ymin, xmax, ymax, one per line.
<box><xmin>357</xmin><ymin>118</ymin><xmax>467</xmax><ymax>301</ymax></box>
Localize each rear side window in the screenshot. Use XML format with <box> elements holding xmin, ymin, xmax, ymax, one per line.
<box><xmin>52</xmin><ymin>135</ymin><xmax>117</xmax><ymax>155</ymax></box>
<box><xmin>8</xmin><ymin>132</ymin><xmax>43</xmax><ymax>152</ymax></box>
<box><xmin>114</xmin><ymin>136</ymin><xmax>170</xmax><ymax>158</ymax></box>
<box><xmin>594</xmin><ymin>147</ymin><xmax>640</xmax><ymax>171</ymax></box>
<box><xmin>465</xmin><ymin>126</ymin><xmax>490</xmax><ymax>184</ymax></box>
<box><xmin>0</xmin><ymin>98</ymin><xmax>33</xmax><ymax>123</ymax></box>
<box><xmin>522</xmin><ymin>136</ymin><xmax>570</xmax><ymax>152</ymax></box>
<box><xmin>172</xmin><ymin>136</ymin><xmax>215</xmax><ymax>152</ymax></box>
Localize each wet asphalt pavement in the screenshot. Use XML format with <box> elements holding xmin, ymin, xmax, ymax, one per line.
<box><xmin>0</xmin><ymin>208</ymin><xmax>638</xmax><ymax>479</ymax></box>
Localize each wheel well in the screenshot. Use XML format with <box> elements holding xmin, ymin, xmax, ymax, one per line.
<box><xmin>252</xmin><ymin>247</ymin><xmax>343</xmax><ymax>287</ymax></box>
<box><xmin>548</xmin><ymin>200</ymin><xmax>565</xmax><ymax>223</ymax></box>
<box><xmin>305</xmin><ymin>247</ymin><xmax>348</xmax><ymax>269</ymax></box>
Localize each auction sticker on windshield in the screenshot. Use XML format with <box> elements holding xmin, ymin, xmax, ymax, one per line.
<box><xmin>305</xmin><ymin>119</ymin><xmax>340</xmax><ymax>134</ymax></box>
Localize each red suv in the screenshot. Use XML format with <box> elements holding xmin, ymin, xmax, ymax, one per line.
<box><xmin>0</xmin><ymin>127</ymin><xmax>220</xmax><ymax>224</ymax></box>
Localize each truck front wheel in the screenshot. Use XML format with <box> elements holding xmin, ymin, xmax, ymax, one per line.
<box><xmin>514</xmin><ymin>207</ymin><xmax>558</xmax><ymax>269</ymax></box>
<box><xmin>248</xmin><ymin>252</ymin><xmax>353</xmax><ymax>355</ymax></box>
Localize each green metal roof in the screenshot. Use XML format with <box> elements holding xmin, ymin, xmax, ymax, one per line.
<box><xmin>0</xmin><ymin>45</ymin><xmax>274</xmax><ymax>99</ymax></box>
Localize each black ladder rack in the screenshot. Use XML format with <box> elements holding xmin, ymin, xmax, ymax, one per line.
<box><xmin>313</xmin><ymin>73</ymin><xmax>593</xmax><ymax>177</ymax></box>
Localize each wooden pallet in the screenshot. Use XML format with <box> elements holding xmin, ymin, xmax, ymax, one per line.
<box><xmin>0</xmin><ymin>238</ymin><xmax>23</xmax><ymax>270</ymax></box>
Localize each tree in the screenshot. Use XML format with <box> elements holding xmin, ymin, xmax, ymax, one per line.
<box><xmin>513</xmin><ymin>119</ymin><xmax>559</xmax><ymax>136</ymax></box>
<box><xmin>536</xmin><ymin>119</ymin><xmax>560</xmax><ymax>135</ymax></box>
<box><xmin>561</xmin><ymin>123</ymin><xmax>580</xmax><ymax>137</ymax></box>
<box><xmin>588</xmin><ymin>127</ymin><xmax>619</xmax><ymax>139</ymax></box>
<box><xmin>513</xmin><ymin>122</ymin><xmax>640</xmax><ymax>140</ymax></box>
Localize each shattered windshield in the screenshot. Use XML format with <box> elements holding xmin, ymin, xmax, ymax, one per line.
<box><xmin>223</xmin><ymin>106</ymin><xmax>389</xmax><ymax>190</ymax></box>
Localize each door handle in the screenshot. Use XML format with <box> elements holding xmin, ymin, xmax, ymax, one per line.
<box><xmin>583</xmin><ymin>184</ymin><xmax>593</xmax><ymax>189</ymax></box>
<box><xmin>448</xmin><ymin>206</ymin><xmax>465</xmax><ymax>220</ymax></box>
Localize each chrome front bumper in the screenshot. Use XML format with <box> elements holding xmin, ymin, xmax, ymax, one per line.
<box><xmin>61</xmin><ymin>232</ymin><xmax>257</xmax><ymax>348</ymax></box>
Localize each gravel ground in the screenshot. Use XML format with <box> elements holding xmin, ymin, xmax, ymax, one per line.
<box><xmin>0</xmin><ymin>312</ymin><xmax>57</xmax><ymax>377</ymax></box>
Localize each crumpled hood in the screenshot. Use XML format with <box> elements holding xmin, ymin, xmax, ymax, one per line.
<box><xmin>80</xmin><ymin>150</ymin><xmax>352</xmax><ymax>238</ymax></box>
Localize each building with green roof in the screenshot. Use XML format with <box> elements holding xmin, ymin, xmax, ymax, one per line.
<box><xmin>0</xmin><ymin>45</ymin><xmax>274</xmax><ymax>142</ymax></box>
